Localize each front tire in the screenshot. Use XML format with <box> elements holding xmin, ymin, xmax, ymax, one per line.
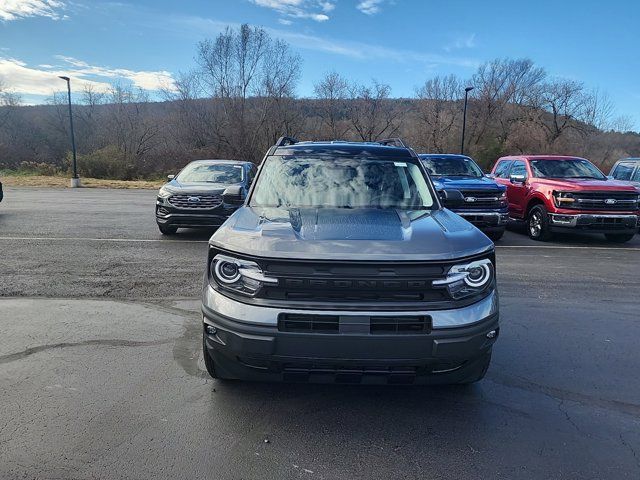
<box><xmin>158</xmin><ymin>223</ymin><xmax>178</xmax><ymax>235</ymax></box>
<box><xmin>604</xmin><ymin>233</ymin><xmax>635</xmax><ymax>243</ymax></box>
<box><xmin>527</xmin><ymin>205</ymin><xmax>552</xmax><ymax>241</ymax></box>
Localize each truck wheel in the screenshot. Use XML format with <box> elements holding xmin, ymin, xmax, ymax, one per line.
<box><xmin>458</xmin><ymin>349</ymin><xmax>492</xmax><ymax>384</ymax></box>
<box><xmin>485</xmin><ymin>229</ymin><xmax>505</xmax><ymax>241</ymax></box>
<box><xmin>604</xmin><ymin>233</ymin><xmax>635</xmax><ymax>243</ymax></box>
<box><xmin>158</xmin><ymin>223</ymin><xmax>178</xmax><ymax>235</ymax></box>
<box><xmin>527</xmin><ymin>205</ymin><xmax>552</xmax><ymax>241</ymax></box>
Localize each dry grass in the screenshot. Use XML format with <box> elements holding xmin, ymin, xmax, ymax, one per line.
<box><xmin>2</xmin><ymin>175</ymin><xmax>164</xmax><ymax>190</ymax></box>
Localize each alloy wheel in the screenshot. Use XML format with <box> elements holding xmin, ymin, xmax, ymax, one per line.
<box><xmin>529</xmin><ymin>212</ymin><xmax>542</xmax><ymax>237</ymax></box>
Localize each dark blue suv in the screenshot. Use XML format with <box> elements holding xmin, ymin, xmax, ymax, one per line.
<box><xmin>419</xmin><ymin>154</ymin><xmax>508</xmax><ymax>241</ymax></box>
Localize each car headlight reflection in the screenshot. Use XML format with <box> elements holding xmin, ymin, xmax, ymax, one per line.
<box><xmin>210</xmin><ymin>254</ymin><xmax>277</xmax><ymax>296</ymax></box>
<box><xmin>433</xmin><ymin>258</ymin><xmax>494</xmax><ymax>299</ymax></box>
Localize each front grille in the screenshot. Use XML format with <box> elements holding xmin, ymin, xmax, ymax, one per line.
<box><xmin>277</xmin><ymin>314</ymin><xmax>431</xmax><ymax>334</ymax></box>
<box><xmin>259</xmin><ymin>260</ymin><xmax>448</xmax><ymax>305</ymax></box>
<box><xmin>370</xmin><ymin>316</ymin><xmax>431</xmax><ymax>334</ymax></box>
<box><xmin>459</xmin><ymin>189</ymin><xmax>504</xmax><ymax>209</ymax></box>
<box><xmin>168</xmin><ymin>194</ymin><xmax>222</xmax><ymax>209</ymax></box>
<box><xmin>569</xmin><ymin>192</ymin><xmax>638</xmax><ymax>211</ymax></box>
<box><xmin>278</xmin><ymin>314</ymin><xmax>339</xmax><ymax>333</ymax></box>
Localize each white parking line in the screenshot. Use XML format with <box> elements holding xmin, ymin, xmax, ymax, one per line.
<box><xmin>496</xmin><ymin>245</ymin><xmax>640</xmax><ymax>251</ymax></box>
<box><xmin>0</xmin><ymin>236</ymin><xmax>638</xmax><ymax>251</ymax></box>
<box><xmin>0</xmin><ymin>236</ymin><xmax>208</xmax><ymax>244</ymax></box>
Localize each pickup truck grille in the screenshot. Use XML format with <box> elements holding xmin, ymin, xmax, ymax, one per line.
<box><xmin>568</xmin><ymin>192</ymin><xmax>638</xmax><ymax>211</ymax></box>
<box><xmin>168</xmin><ymin>194</ymin><xmax>223</xmax><ymax>209</ymax></box>
<box><xmin>459</xmin><ymin>189</ymin><xmax>504</xmax><ymax>209</ymax></box>
<box><xmin>257</xmin><ymin>259</ymin><xmax>450</xmax><ymax>308</ymax></box>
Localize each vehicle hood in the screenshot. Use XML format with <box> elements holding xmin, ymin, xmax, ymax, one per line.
<box><xmin>532</xmin><ymin>178</ymin><xmax>639</xmax><ymax>192</ymax></box>
<box><xmin>209</xmin><ymin>206</ymin><xmax>493</xmax><ymax>261</ymax></box>
<box><xmin>432</xmin><ymin>176</ymin><xmax>505</xmax><ymax>191</ymax></box>
<box><xmin>161</xmin><ymin>180</ymin><xmax>232</xmax><ymax>195</ymax></box>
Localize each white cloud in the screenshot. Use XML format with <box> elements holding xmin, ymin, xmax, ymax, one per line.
<box><xmin>0</xmin><ymin>0</ymin><xmax>66</xmax><ymax>21</ymax></box>
<box><xmin>54</xmin><ymin>55</ymin><xmax>175</xmax><ymax>91</ymax></box>
<box><xmin>172</xmin><ymin>15</ymin><xmax>478</xmax><ymax>69</ymax></box>
<box><xmin>0</xmin><ymin>57</ymin><xmax>110</xmax><ymax>96</ymax></box>
<box><xmin>0</xmin><ymin>56</ymin><xmax>176</xmax><ymax>99</ymax></box>
<box><xmin>268</xmin><ymin>29</ymin><xmax>478</xmax><ymax>68</ymax></box>
<box><xmin>356</xmin><ymin>0</ymin><xmax>384</xmax><ymax>15</ymax></box>
<box><xmin>444</xmin><ymin>33</ymin><xmax>477</xmax><ymax>52</ymax></box>
<box><xmin>250</xmin><ymin>0</ymin><xmax>334</xmax><ymax>22</ymax></box>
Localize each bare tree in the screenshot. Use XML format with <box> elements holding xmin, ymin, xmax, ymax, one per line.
<box><xmin>414</xmin><ymin>75</ymin><xmax>462</xmax><ymax>152</ymax></box>
<box><xmin>532</xmin><ymin>79</ymin><xmax>592</xmax><ymax>144</ymax></box>
<box><xmin>469</xmin><ymin>58</ymin><xmax>546</xmax><ymax>148</ymax></box>
<box><xmin>162</xmin><ymin>71</ymin><xmax>218</xmax><ymax>150</ymax></box>
<box><xmin>313</xmin><ymin>71</ymin><xmax>351</xmax><ymax>139</ymax></box>
<box><xmin>0</xmin><ymin>78</ymin><xmax>21</xmax><ymax>129</ymax></box>
<box><xmin>347</xmin><ymin>80</ymin><xmax>399</xmax><ymax>142</ymax></box>
<box><xmin>195</xmin><ymin>24</ymin><xmax>301</xmax><ymax>160</ymax></box>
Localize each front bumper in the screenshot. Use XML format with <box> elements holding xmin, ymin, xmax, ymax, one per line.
<box><xmin>155</xmin><ymin>203</ymin><xmax>235</xmax><ymax>228</ymax></box>
<box><xmin>202</xmin><ymin>286</ymin><xmax>499</xmax><ymax>383</ymax></box>
<box><xmin>455</xmin><ymin>211</ymin><xmax>509</xmax><ymax>230</ymax></box>
<box><xmin>548</xmin><ymin>213</ymin><xmax>639</xmax><ymax>233</ymax></box>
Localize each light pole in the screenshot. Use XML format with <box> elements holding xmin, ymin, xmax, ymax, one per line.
<box><xmin>460</xmin><ymin>86</ymin><xmax>474</xmax><ymax>155</ymax></box>
<box><xmin>58</xmin><ymin>76</ymin><xmax>80</xmax><ymax>187</ymax></box>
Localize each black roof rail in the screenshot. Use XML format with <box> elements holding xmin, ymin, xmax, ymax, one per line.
<box><xmin>275</xmin><ymin>136</ymin><xmax>298</xmax><ymax>147</ymax></box>
<box><xmin>378</xmin><ymin>138</ymin><xmax>408</xmax><ymax>148</ymax></box>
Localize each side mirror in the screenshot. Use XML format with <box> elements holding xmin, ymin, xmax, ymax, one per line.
<box><xmin>167</xmin><ymin>174</ymin><xmax>175</xmax><ymax>180</ymax></box>
<box><xmin>222</xmin><ymin>185</ymin><xmax>245</xmax><ymax>205</ymax></box>
<box><xmin>438</xmin><ymin>189</ymin><xmax>465</xmax><ymax>208</ymax></box>
<box><xmin>509</xmin><ymin>174</ymin><xmax>526</xmax><ymax>184</ymax></box>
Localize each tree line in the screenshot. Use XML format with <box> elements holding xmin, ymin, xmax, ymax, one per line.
<box><xmin>0</xmin><ymin>24</ymin><xmax>639</xmax><ymax>180</ymax></box>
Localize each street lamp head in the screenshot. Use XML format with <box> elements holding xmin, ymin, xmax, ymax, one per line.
<box><xmin>465</xmin><ymin>86</ymin><xmax>474</xmax><ymax>92</ymax></box>
<box><xmin>58</xmin><ymin>76</ymin><xmax>70</xmax><ymax>82</ymax></box>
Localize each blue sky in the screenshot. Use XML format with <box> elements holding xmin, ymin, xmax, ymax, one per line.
<box><xmin>1</xmin><ymin>0</ymin><xmax>639</xmax><ymax>129</ymax></box>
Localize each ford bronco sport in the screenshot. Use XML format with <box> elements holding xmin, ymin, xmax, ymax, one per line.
<box><xmin>202</xmin><ymin>138</ymin><xmax>499</xmax><ymax>384</ymax></box>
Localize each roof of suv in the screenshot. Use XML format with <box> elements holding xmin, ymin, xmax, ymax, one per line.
<box><xmin>189</xmin><ymin>159</ymin><xmax>253</xmax><ymax>165</ymax></box>
<box><xmin>419</xmin><ymin>154</ymin><xmax>471</xmax><ymax>159</ymax></box>
<box><xmin>497</xmin><ymin>155</ymin><xmax>587</xmax><ymax>161</ymax></box>
<box><xmin>271</xmin><ymin>140</ymin><xmax>417</xmax><ymax>159</ymax></box>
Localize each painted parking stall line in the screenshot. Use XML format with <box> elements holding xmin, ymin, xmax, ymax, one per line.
<box><xmin>0</xmin><ymin>236</ymin><xmax>209</xmax><ymax>244</ymax></box>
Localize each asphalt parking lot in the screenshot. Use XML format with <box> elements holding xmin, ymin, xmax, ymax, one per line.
<box><xmin>1</xmin><ymin>187</ymin><xmax>640</xmax><ymax>479</ymax></box>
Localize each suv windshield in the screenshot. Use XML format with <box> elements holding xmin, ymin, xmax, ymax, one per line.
<box><xmin>530</xmin><ymin>159</ymin><xmax>606</xmax><ymax>180</ymax></box>
<box><xmin>177</xmin><ymin>163</ymin><xmax>243</xmax><ymax>183</ymax></box>
<box><xmin>420</xmin><ymin>156</ymin><xmax>484</xmax><ymax>178</ymax></box>
<box><xmin>250</xmin><ymin>156</ymin><xmax>435</xmax><ymax>210</ymax></box>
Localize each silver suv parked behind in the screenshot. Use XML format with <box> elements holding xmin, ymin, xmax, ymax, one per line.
<box><xmin>201</xmin><ymin>138</ymin><xmax>499</xmax><ymax>384</ymax></box>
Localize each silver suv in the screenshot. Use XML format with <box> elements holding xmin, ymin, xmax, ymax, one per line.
<box><xmin>201</xmin><ymin>138</ymin><xmax>499</xmax><ymax>384</ymax></box>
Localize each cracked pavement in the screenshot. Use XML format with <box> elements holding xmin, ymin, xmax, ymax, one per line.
<box><xmin>1</xmin><ymin>187</ymin><xmax>640</xmax><ymax>479</ymax></box>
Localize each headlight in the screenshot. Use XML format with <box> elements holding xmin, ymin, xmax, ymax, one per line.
<box><xmin>158</xmin><ymin>186</ymin><xmax>173</xmax><ymax>199</ymax></box>
<box><xmin>553</xmin><ymin>191</ymin><xmax>575</xmax><ymax>207</ymax></box>
<box><xmin>210</xmin><ymin>253</ymin><xmax>277</xmax><ymax>296</ymax></box>
<box><xmin>433</xmin><ymin>258</ymin><xmax>494</xmax><ymax>299</ymax></box>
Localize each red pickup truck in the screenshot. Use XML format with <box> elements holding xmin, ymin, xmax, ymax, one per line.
<box><xmin>490</xmin><ymin>155</ymin><xmax>639</xmax><ymax>242</ymax></box>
